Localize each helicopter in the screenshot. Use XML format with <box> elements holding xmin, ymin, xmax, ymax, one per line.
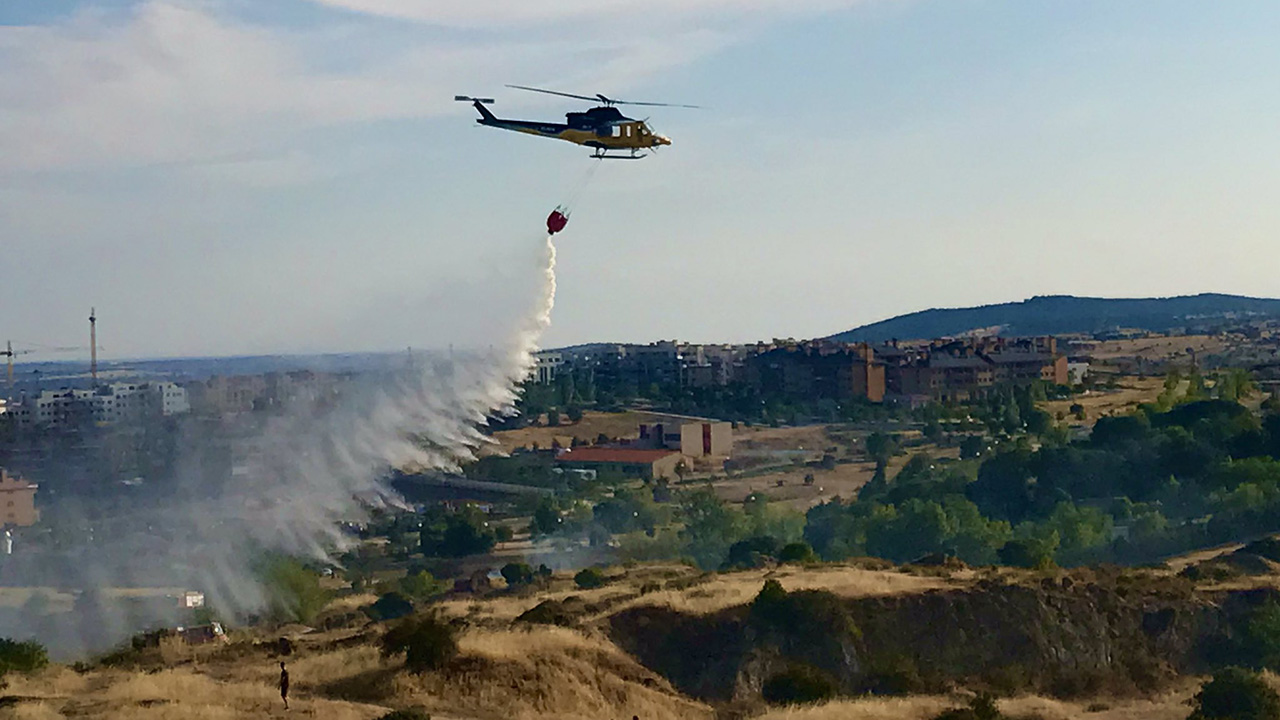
<box><xmin>454</xmin><ymin>85</ymin><xmax>698</xmax><ymax>160</ymax></box>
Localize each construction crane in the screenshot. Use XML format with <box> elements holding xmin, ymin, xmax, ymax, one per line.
<box><xmin>2</xmin><ymin>341</ymin><xmax>96</xmax><ymax>398</ymax></box>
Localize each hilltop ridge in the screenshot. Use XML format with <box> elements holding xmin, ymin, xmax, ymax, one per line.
<box><xmin>829</xmin><ymin>292</ymin><xmax>1280</xmax><ymax>342</ymax></box>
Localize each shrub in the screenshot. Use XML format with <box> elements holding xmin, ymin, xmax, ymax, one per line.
<box><xmin>723</xmin><ymin>536</ymin><xmax>779</xmax><ymax>570</ymax></box>
<box><xmin>932</xmin><ymin>693</ymin><xmax>1003</xmax><ymax>720</ymax></box>
<box><xmin>750</xmin><ymin>579</ymin><xmax>790</xmax><ymax>627</ymax></box>
<box><xmin>574</xmin><ymin>568</ymin><xmax>606</xmax><ymax>589</ymax></box>
<box><xmin>381</xmin><ymin>613</ymin><xmax>458</xmax><ymax>673</ymax></box>
<box><xmin>1244</xmin><ymin>600</ymin><xmax>1280</xmax><ymax>669</ymax></box>
<box><xmin>365</xmin><ymin>592</ymin><xmax>415</xmax><ymax>622</ymax></box>
<box><xmin>998</xmin><ymin>538</ymin><xmax>1056</xmax><ymax>569</ymax></box>
<box><xmin>501</xmin><ymin>562</ymin><xmax>535</xmax><ymax>588</ymax></box>
<box><xmin>0</xmin><ymin>638</ymin><xmax>48</xmax><ymax>676</ymax></box>
<box><xmin>762</xmin><ymin>664</ymin><xmax>837</xmax><ymax>705</ymax></box>
<box><xmin>377</xmin><ymin>709</ymin><xmax>432</xmax><ymax>720</ymax></box>
<box><xmin>1188</xmin><ymin>667</ymin><xmax>1280</xmax><ymax>720</ymax></box>
<box><xmin>779</xmin><ymin>541</ymin><xmax>818</xmax><ymax>564</ymax></box>
<box><xmin>495</xmin><ymin>525</ymin><xmax>515</xmax><ymax>543</ymax></box>
<box><xmin>1243</xmin><ymin>538</ymin><xmax>1280</xmax><ymax>563</ymax></box>
<box><xmin>860</xmin><ymin>653</ymin><xmax>925</xmax><ymax>696</ymax></box>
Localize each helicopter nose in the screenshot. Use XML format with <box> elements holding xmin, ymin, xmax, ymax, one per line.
<box><xmin>655</xmin><ymin>135</ymin><xmax>672</xmax><ymax>146</ymax></box>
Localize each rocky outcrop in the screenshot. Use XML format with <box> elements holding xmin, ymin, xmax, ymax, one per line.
<box><xmin>607</xmin><ymin>574</ymin><xmax>1274</xmax><ymax>701</ymax></box>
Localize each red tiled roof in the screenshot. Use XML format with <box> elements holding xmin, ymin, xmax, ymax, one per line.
<box><xmin>557</xmin><ymin>448</ymin><xmax>680</xmax><ymax>464</ymax></box>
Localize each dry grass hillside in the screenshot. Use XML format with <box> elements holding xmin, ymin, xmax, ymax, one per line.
<box><xmin>0</xmin><ymin>622</ymin><xmax>708</xmax><ymax>720</ymax></box>
<box><xmin>0</xmin><ymin>563</ymin><xmax>961</xmax><ymax>720</ymax></box>
<box><xmin>1</xmin><ymin>560</ymin><xmax>1273</xmax><ymax>720</ymax></box>
<box><xmin>750</xmin><ymin>680</ymin><xmax>1210</xmax><ymax>720</ymax></box>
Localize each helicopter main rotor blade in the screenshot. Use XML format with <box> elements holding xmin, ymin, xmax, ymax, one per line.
<box><xmin>612</xmin><ymin>99</ymin><xmax>701</xmax><ymax>109</ymax></box>
<box><xmin>508</xmin><ymin>84</ymin><xmax>701</xmax><ymax>109</ymax></box>
<box><xmin>506</xmin><ymin>85</ymin><xmax>601</xmax><ymax>103</ymax></box>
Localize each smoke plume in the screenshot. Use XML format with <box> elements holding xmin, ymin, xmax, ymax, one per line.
<box><xmin>0</xmin><ymin>235</ymin><xmax>559</xmax><ymax>657</ymax></box>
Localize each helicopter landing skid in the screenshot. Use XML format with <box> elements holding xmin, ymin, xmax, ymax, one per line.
<box><xmin>590</xmin><ymin>150</ymin><xmax>647</xmax><ymax>160</ymax></box>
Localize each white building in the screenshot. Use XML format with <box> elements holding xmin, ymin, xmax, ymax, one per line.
<box><xmin>1067</xmin><ymin>359</ymin><xmax>1091</xmax><ymax>385</ymax></box>
<box><xmin>532</xmin><ymin>350</ymin><xmax>563</xmax><ymax>384</ymax></box>
<box><xmin>153</xmin><ymin>382</ymin><xmax>190</xmax><ymax>416</ymax></box>
<box><xmin>26</xmin><ymin>382</ymin><xmax>189</xmax><ymax>430</ymax></box>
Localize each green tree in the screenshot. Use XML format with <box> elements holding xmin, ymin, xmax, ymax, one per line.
<box><xmin>381</xmin><ymin>613</ymin><xmax>458</xmax><ymax>673</ymax></box>
<box><xmin>1217</xmin><ymin>369</ymin><xmax>1256</xmax><ymax>403</ymax></box>
<box><xmin>1244</xmin><ymin>600</ymin><xmax>1280</xmax><ymax>670</ymax></box>
<box><xmin>501</xmin><ymin>562</ymin><xmax>535</xmax><ymax>588</ymax></box>
<box><xmin>1188</xmin><ymin>667</ymin><xmax>1280</xmax><ymax>720</ymax></box>
<box><xmin>959</xmin><ymin>435</ymin><xmax>988</xmax><ymax>460</ymax></box>
<box><xmin>574</xmin><ymin>567</ymin><xmax>606</xmax><ymax>589</ymax></box>
<box><xmin>529</xmin><ymin>498</ymin><xmax>563</xmax><ymax>537</ymax></box>
<box><xmin>1041</xmin><ymin>501</ymin><xmax>1113</xmax><ymax>560</ymax></box>
<box><xmin>679</xmin><ymin>488</ymin><xmax>746</xmax><ymax>569</ymax></box>
<box><xmin>998</xmin><ymin>532</ymin><xmax>1059</xmax><ymax>569</ymax></box>
<box><xmin>0</xmin><ymin>638</ymin><xmax>47</xmax><ymax>676</ymax></box>
<box><xmin>778</xmin><ymin>541</ymin><xmax>818</xmax><ymax>564</ymax></box>
<box><xmin>865</xmin><ymin>432</ymin><xmax>899</xmax><ymax>465</ymax></box>
<box><xmin>421</xmin><ymin>508</ymin><xmax>496</xmax><ymax>558</ymax></box>
<box><xmin>400</xmin><ymin>571</ymin><xmax>448</xmax><ymax>601</ymax></box>
<box><xmin>743</xmin><ymin>494</ymin><xmax>805</xmax><ymax>544</ymax></box>
<box><xmin>259</xmin><ymin>556</ymin><xmax>332</xmax><ymax>624</ymax></box>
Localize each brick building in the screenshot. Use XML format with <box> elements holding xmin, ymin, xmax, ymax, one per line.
<box><xmin>745</xmin><ymin>342</ymin><xmax>886</xmax><ymax>402</ymax></box>
<box><xmin>0</xmin><ymin>469</ymin><xmax>38</xmax><ymax>527</ymax></box>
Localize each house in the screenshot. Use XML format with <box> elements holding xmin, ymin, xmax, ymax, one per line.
<box><xmin>555</xmin><ymin>448</ymin><xmax>684</xmax><ymax>481</ymax></box>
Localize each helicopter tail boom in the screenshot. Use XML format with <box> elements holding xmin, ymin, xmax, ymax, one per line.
<box><xmin>472</xmin><ymin>99</ymin><xmax>497</xmax><ymax>122</ymax></box>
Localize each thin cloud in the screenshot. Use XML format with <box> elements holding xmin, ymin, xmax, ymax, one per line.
<box><xmin>0</xmin><ymin>1</ymin><xmax>732</xmax><ymax>176</ymax></box>
<box><xmin>306</xmin><ymin>0</ymin><xmax>862</xmax><ymax>27</ymax></box>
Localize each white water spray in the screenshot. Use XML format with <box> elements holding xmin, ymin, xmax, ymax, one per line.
<box><xmin>7</xmin><ymin>234</ymin><xmax>561</xmax><ymax>656</ymax></box>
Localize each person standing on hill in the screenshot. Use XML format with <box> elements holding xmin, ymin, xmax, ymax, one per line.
<box><xmin>279</xmin><ymin>661</ymin><xmax>290</xmax><ymax>710</ymax></box>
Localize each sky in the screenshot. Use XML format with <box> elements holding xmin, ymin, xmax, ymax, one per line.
<box><xmin>3</xmin><ymin>0</ymin><xmax>1280</xmax><ymax>360</ymax></box>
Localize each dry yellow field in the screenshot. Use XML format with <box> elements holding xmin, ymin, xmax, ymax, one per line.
<box><xmin>490</xmin><ymin>410</ymin><xmax>701</xmax><ymax>454</ymax></box>
<box><xmin>1042</xmin><ymin>376</ymin><xmax>1167</xmax><ymax>426</ymax></box>
<box><xmin>1088</xmin><ymin>334</ymin><xmax>1229</xmax><ymax>362</ymax></box>
<box><xmin>435</xmin><ymin>562</ymin><xmax>961</xmax><ymax>626</ymax></box>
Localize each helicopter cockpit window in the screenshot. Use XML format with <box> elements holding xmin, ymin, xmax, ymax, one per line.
<box><xmin>625</xmin><ymin>125</ymin><xmax>633</xmax><ymax>137</ymax></box>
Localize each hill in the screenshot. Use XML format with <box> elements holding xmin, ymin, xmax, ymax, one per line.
<box><xmin>8</xmin><ymin>560</ymin><xmax>1280</xmax><ymax>719</ymax></box>
<box><xmin>828</xmin><ymin>293</ymin><xmax>1280</xmax><ymax>342</ymax></box>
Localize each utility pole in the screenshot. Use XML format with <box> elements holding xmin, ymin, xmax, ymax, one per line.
<box><xmin>89</xmin><ymin>308</ymin><xmax>98</xmax><ymax>384</ymax></box>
